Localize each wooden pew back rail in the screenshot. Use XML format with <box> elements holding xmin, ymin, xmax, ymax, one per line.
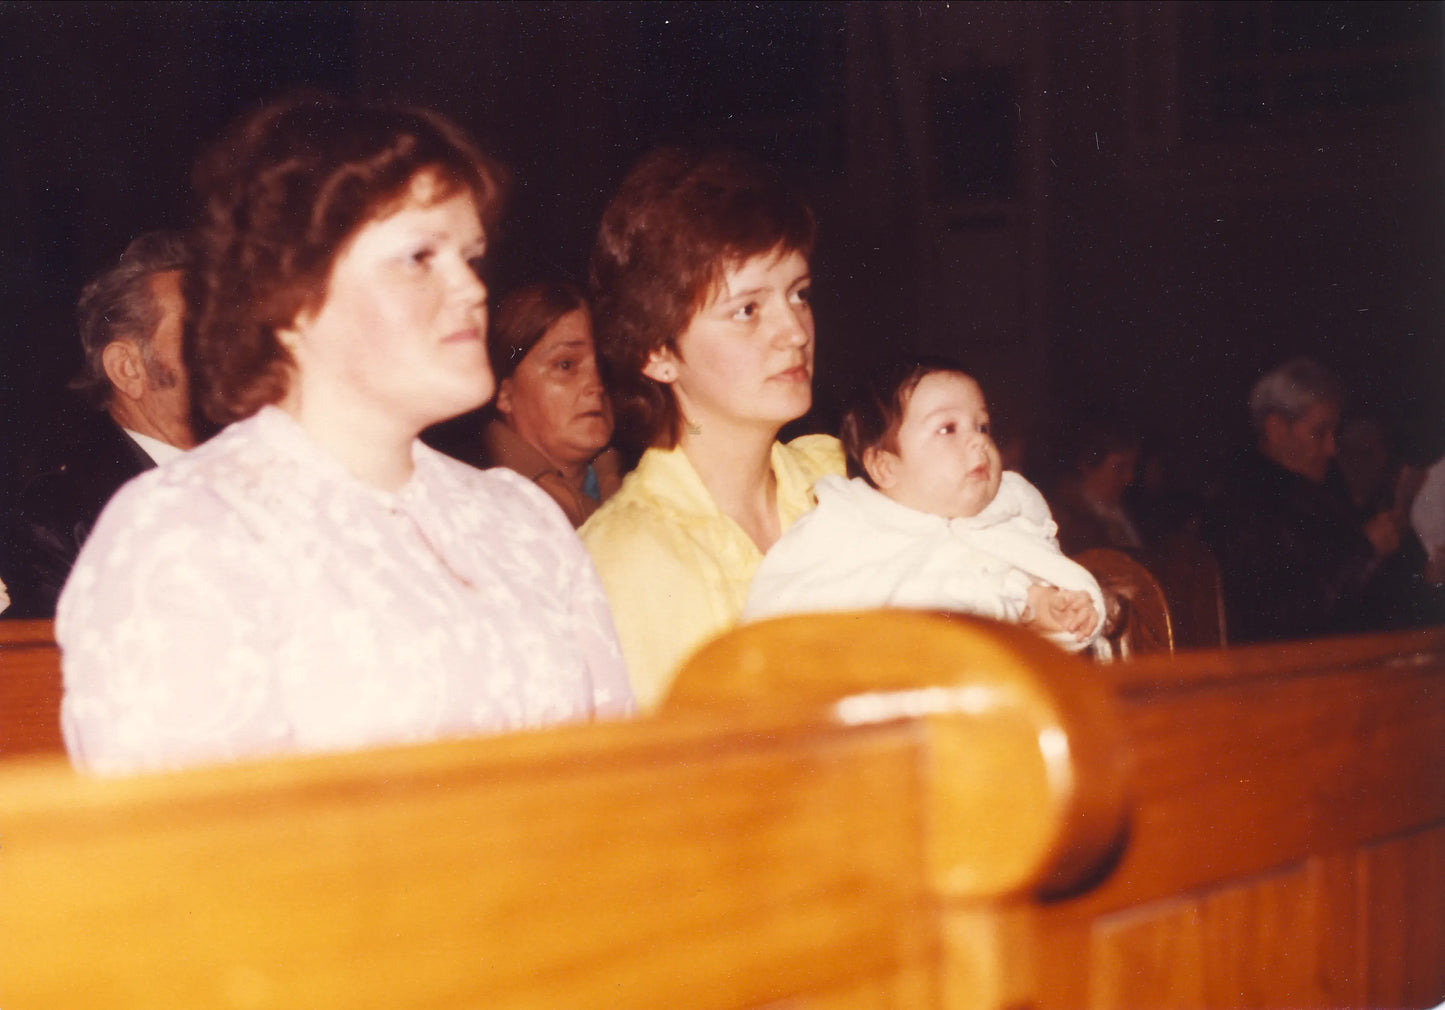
<box><xmin>0</xmin><ymin>619</ymin><xmax>63</xmax><ymax>757</ymax></box>
<box><xmin>3</xmin><ymin>614</ymin><xmax>1443</xmax><ymax>1009</ymax></box>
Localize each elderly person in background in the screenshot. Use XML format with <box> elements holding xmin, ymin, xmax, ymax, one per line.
<box><xmin>1048</xmin><ymin>418</ymin><xmax>1145</xmax><ymax>557</ymax></box>
<box><xmin>581</xmin><ymin>149</ymin><xmax>843</xmax><ymax>707</ymax></box>
<box><xmin>58</xmin><ymin>95</ymin><xmax>631</xmax><ymax>775</ymax></box>
<box><xmin>1205</xmin><ymin>357</ymin><xmax>1408</xmax><ymax>643</ymax></box>
<box><xmin>483</xmin><ymin>282</ymin><xmax>621</xmax><ymax>527</ymax></box>
<box><xmin>1412</xmin><ymin>456</ymin><xmax>1445</xmax><ymax>586</ymax></box>
<box><xmin>0</xmin><ymin>231</ymin><xmax>194</xmax><ymax>618</ymax></box>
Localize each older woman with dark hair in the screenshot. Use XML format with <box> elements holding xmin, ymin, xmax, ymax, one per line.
<box><xmin>58</xmin><ymin>95</ymin><xmax>631</xmax><ymax>774</ymax></box>
<box><xmin>483</xmin><ymin>282</ymin><xmax>620</xmax><ymax>527</ymax></box>
<box><xmin>580</xmin><ymin>149</ymin><xmax>843</xmax><ymax>707</ymax></box>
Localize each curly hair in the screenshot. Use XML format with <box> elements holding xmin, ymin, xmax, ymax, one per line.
<box><xmin>589</xmin><ymin>149</ymin><xmax>814</xmax><ymax>452</ymax></box>
<box><xmin>839</xmin><ymin>356</ymin><xmax>975</xmax><ymax>488</ymax></box>
<box><xmin>188</xmin><ymin>92</ymin><xmax>504</xmax><ymax>425</ymax></box>
<box><xmin>73</xmin><ymin>231</ymin><xmax>191</xmax><ymax>410</ymax></box>
<box><xmin>488</xmin><ymin>281</ymin><xmax>589</xmax><ymax>384</ymax></box>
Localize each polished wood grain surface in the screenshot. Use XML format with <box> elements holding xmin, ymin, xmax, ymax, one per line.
<box><xmin>0</xmin><ymin>619</ymin><xmax>63</xmax><ymax>757</ymax></box>
<box><xmin>3</xmin><ymin>616</ymin><xmax>1443</xmax><ymax>1009</ymax></box>
<box><xmin>1</xmin><ymin>717</ymin><xmax>939</xmax><ymax>1009</ymax></box>
<box><xmin>1072</xmin><ymin>547</ymin><xmax>1175</xmax><ymax>659</ymax></box>
<box><xmin>667</xmin><ymin>611</ymin><xmax>1127</xmax><ymax>900</ymax></box>
<box><xmin>1033</xmin><ymin>626</ymin><xmax>1445</xmax><ymax>1010</ymax></box>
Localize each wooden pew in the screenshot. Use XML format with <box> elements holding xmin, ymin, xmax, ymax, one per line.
<box><xmin>0</xmin><ymin>619</ymin><xmax>63</xmax><ymax>757</ymax></box>
<box><xmin>0</xmin><ymin>614</ymin><xmax>1122</xmax><ymax>1010</ymax></box>
<box><xmin>1073</xmin><ymin>548</ymin><xmax>1174</xmax><ymax>658</ymax></box>
<box><xmin>1146</xmin><ymin>531</ymin><xmax>1228</xmax><ymax>649</ymax></box>
<box><xmin>1036</xmin><ymin>630</ymin><xmax>1445</xmax><ymax>1009</ymax></box>
<box><xmin>2</xmin><ymin>614</ymin><xmax>1443</xmax><ymax>1009</ymax></box>
<box><xmin>670</xmin><ymin>617</ymin><xmax>1445</xmax><ymax>1009</ymax></box>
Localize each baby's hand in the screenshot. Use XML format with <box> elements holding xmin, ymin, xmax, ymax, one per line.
<box><xmin>1025</xmin><ymin>584</ymin><xmax>1100</xmax><ymax>641</ymax></box>
<box><xmin>1053</xmin><ymin>588</ymin><xmax>1101</xmax><ymax>639</ymax></box>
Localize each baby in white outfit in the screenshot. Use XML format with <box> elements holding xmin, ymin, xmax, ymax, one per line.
<box><xmin>746</xmin><ymin>358</ymin><xmax>1103</xmax><ymax>651</ymax></box>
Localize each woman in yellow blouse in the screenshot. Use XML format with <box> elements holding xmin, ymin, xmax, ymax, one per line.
<box><xmin>581</xmin><ymin>150</ymin><xmax>843</xmax><ymax>707</ymax></box>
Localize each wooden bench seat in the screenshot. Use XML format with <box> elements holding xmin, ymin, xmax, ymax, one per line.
<box><xmin>670</xmin><ymin>617</ymin><xmax>1445</xmax><ymax>1009</ymax></box>
<box><xmin>2</xmin><ymin>614</ymin><xmax>1442</xmax><ymax>1008</ymax></box>
<box><xmin>0</xmin><ymin>619</ymin><xmax>63</xmax><ymax>757</ymax></box>
<box><xmin>1037</xmin><ymin>630</ymin><xmax>1445</xmax><ymax>1008</ymax></box>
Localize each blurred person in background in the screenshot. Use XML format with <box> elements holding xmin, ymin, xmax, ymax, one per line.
<box><xmin>1048</xmin><ymin>417</ymin><xmax>1145</xmax><ymax>557</ymax></box>
<box><xmin>482</xmin><ymin>282</ymin><xmax>620</xmax><ymax>527</ymax></box>
<box><xmin>0</xmin><ymin>231</ymin><xmax>195</xmax><ymax>618</ymax></box>
<box><xmin>1205</xmin><ymin>357</ymin><xmax>1414</xmax><ymax>643</ymax></box>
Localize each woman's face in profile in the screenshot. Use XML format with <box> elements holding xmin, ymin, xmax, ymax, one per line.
<box><xmin>283</xmin><ymin>172</ymin><xmax>492</xmax><ymax>433</ymax></box>
<box><xmin>644</xmin><ymin>247</ymin><xmax>814</xmax><ymax>436</ymax></box>
<box><xmin>497</xmin><ymin>309</ymin><xmax>613</xmax><ymax>469</ymax></box>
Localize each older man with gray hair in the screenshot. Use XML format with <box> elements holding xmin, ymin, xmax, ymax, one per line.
<box><xmin>1206</xmin><ymin>357</ymin><xmax>1408</xmax><ymax>643</ymax></box>
<box><xmin>0</xmin><ymin>231</ymin><xmax>196</xmax><ymax>618</ymax></box>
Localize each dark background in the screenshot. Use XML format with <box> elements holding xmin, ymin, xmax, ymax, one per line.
<box><xmin>2</xmin><ymin>1</ymin><xmax>1441</xmax><ymax>499</ymax></box>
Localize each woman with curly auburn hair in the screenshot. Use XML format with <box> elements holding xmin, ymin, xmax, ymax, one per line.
<box><xmin>580</xmin><ymin>149</ymin><xmax>844</xmax><ymax>707</ymax></box>
<box><xmin>57</xmin><ymin>94</ymin><xmax>632</xmax><ymax>775</ymax></box>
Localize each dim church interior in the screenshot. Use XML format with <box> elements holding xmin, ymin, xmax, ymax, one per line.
<box><xmin>1</xmin><ymin>5</ymin><xmax>1442</xmax><ymax>1005</ymax></box>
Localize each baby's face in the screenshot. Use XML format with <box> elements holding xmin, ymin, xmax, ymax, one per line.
<box><xmin>868</xmin><ymin>371</ymin><xmax>1002</xmax><ymax>519</ymax></box>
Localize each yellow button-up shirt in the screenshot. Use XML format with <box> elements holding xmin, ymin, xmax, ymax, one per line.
<box><xmin>581</xmin><ymin>435</ymin><xmax>844</xmax><ymax>708</ymax></box>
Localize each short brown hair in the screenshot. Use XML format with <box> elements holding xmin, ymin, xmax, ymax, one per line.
<box><xmin>589</xmin><ymin>149</ymin><xmax>815</xmax><ymax>452</ymax></box>
<box><xmin>489</xmin><ymin>281</ymin><xmax>589</xmax><ymax>383</ymax></box>
<box><xmin>188</xmin><ymin>92</ymin><xmax>504</xmax><ymax>425</ymax></box>
<box><xmin>840</xmin><ymin>357</ymin><xmax>975</xmax><ymax>488</ymax></box>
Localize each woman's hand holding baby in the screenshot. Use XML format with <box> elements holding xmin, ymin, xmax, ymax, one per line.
<box><xmin>1024</xmin><ymin>583</ymin><xmax>1100</xmax><ymax>641</ymax></box>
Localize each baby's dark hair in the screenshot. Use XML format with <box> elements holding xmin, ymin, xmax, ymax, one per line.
<box><xmin>839</xmin><ymin>356</ymin><xmax>977</xmax><ymax>488</ymax></box>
